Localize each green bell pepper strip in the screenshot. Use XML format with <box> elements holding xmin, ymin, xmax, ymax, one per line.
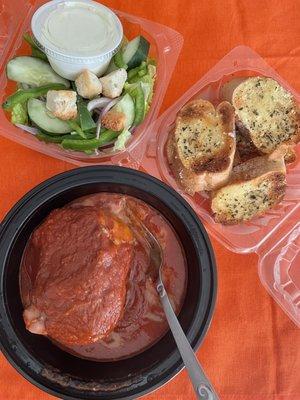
<box><xmin>36</xmin><ymin>131</ymin><xmax>65</xmax><ymax>143</ymax></box>
<box><xmin>67</xmin><ymin>120</ymin><xmax>87</xmax><ymax>138</ymax></box>
<box><xmin>98</xmin><ymin>129</ymin><xmax>121</xmax><ymax>144</ymax></box>
<box><xmin>23</xmin><ymin>32</ymin><xmax>37</xmax><ymax>48</ymax></box>
<box><xmin>131</xmin><ymin>84</ymin><xmax>145</xmax><ymax>126</ymax></box>
<box><xmin>71</xmin><ymin>81</ymin><xmax>77</xmax><ymax>91</ymax></box>
<box><xmin>31</xmin><ymin>47</ymin><xmax>48</xmax><ymax>61</ymax></box>
<box><xmin>2</xmin><ymin>83</ymin><xmax>66</xmax><ymax>110</ymax></box>
<box><xmin>61</xmin><ymin>130</ymin><xmax>120</xmax><ymax>151</ymax></box>
<box><xmin>69</xmin><ymin>132</ymin><xmax>95</xmax><ymax>140</ymax></box>
<box><xmin>23</xmin><ymin>33</ymin><xmax>48</xmax><ymax>61</ymax></box>
<box><xmin>113</xmin><ymin>50</ymin><xmax>128</xmax><ymax>69</ymax></box>
<box><xmin>78</xmin><ymin>98</ymin><xmax>96</xmax><ymax>131</ymax></box>
<box><xmin>37</xmin><ymin>131</ymin><xmax>95</xmax><ymax>144</ymax></box>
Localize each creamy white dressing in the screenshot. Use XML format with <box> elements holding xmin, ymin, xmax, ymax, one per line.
<box><xmin>41</xmin><ymin>2</ymin><xmax>119</xmax><ymax>57</ymax></box>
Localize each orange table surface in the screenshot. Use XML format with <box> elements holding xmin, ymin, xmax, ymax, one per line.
<box><xmin>1</xmin><ymin>0</ymin><xmax>300</xmax><ymax>399</ymax></box>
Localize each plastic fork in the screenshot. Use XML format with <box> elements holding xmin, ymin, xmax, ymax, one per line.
<box><xmin>127</xmin><ymin>209</ymin><xmax>219</xmax><ymax>400</ymax></box>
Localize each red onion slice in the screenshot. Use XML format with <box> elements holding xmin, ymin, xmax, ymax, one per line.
<box><xmin>96</xmin><ymin>116</ymin><xmax>101</xmax><ymax>139</ymax></box>
<box><xmin>15</xmin><ymin>124</ymin><xmax>39</xmax><ymax>135</ymax></box>
<box><xmin>100</xmin><ymin>98</ymin><xmax>120</xmax><ymax>118</ymax></box>
<box><xmin>96</xmin><ymin>98</ymin><xmax>120</xmax><ymax>139</ymax></box>
<box><xmin>21</xmin><ymin>83</ymin><xmax>31</xmax><ymax>90</ymax></box>
<box><xmin>87</xmin><ymin>97</ymin><xmax>112</xmax><ymax>112</ymax></box>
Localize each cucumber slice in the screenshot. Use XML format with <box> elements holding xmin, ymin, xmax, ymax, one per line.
<box><xmin>112</xmin><ymin>93</ymin><xmax>135</xmax><ymax>129</ymax></box>
<box><xmin>105</xmin><ymin>36</ymin><xmax>129</xmax><ymax>74</ymax></box>
<box><xmin>27</xmin><ymin>99</ymin><xmax>72</xmax><ymax>134</ymax></box>
<box><xmin>122</xmin><ymin>36</ymin><xmax>150</xmax><ymax>70</ymax></box>
<box><xmin>7</xmin><ymin>56</ymin><xmax>69</xmax><ymax>88</ymax></box>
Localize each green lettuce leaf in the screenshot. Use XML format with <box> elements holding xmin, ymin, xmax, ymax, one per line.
<box><xmin>113</xmin><ymin>128</ymin><xmax>131</xmax><ymax>151</ymax></box>
<box><xmin>11</xmin><ymin>102</ymin><xmax>28</xmax><ymax>125</ymax></box>
<box><xmin>123</xmin><ymin>63</ymin><xmax>156</xmax><ymax>122</ymax></box>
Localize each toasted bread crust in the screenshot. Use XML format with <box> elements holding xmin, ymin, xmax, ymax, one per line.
<box><xmin>178</xmin><ymin>99</ymin><xmax>215</xmax><ymax>120</ymax></box>
<box><xmin>234</xmin><ymin>126</ymin><xmax>262</xmax><ymax>165</ymax></box>
<box><xmin>232</xmin><ymin>77</ymin><xmax>300</xmax><ymax>155</ymax></box>
<box><xmin>167</xmin><ymin>99</ymin><xmax>236</xmax><ymax>194</ymax></box>
<box><xmin>192</xmin><ymin>151</ymin><xmax>230</xmax><ymax>173</ymax></box>
<box><xmin>211</xmin><ymin>151</ymin><xmax>287</xmax><ymax>224</ymax></box>
<box><xmin>280</xmin><ymin>144</ymin><xmax>297</xmax><ymax>163</ymax></box>
<box><xmin>230</xmin><ymin>153</ymin><xmax>285</xmax><ymax>182</ymax></box>
<box><xmin>212</xmin><ymin>172</ymin><xmax>286</xmax><ymax>224</ymax></box>
<box><xmin>235</xmin><ymin>121</ymin><xmax>296</xmax><ymax>164</ymax></box>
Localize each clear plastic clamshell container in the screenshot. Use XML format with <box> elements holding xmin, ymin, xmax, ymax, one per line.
<box><xmin>140</xmin><ymin>45</ymin><xmax>300</xmax><ymax>327</ymax></box>
<box><xmin>0</xmin><ymin>0</ymin><xmax>183</xmax><ymax>167</ymax></box>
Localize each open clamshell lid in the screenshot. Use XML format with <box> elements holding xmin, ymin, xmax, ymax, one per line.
<box><xmin>258</xmin><ymin>205</ymin><xmax>300</xmax><ymax>327</ymax></box>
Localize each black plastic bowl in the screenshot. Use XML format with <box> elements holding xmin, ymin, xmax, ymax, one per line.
<box><xmin>0</xmin><ymin>166</ymin><xmax>216</xmax><ymax>400</ymax></box>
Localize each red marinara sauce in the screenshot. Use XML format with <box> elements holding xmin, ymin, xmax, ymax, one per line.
<box><xmin>20</xmin><ymin>193</ymin><xmax>187</xmax><ymax>361</ymax></box>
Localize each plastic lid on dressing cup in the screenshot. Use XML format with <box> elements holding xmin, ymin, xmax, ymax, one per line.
<box><xmin>31</xmin><ymin>0</ymin><xmax>123</xmax><ymax>64</ymax></box>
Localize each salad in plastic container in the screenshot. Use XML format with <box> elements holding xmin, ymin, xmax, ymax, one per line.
<box><xmin>0</xmin><ymin>0</ymin><xmax>183</xmax><ymax>167</ymax></box>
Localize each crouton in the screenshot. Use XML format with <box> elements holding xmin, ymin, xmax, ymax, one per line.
<box><xmin>232</xmin><ymin>76</ymin><xmax>300</xmax><ymax>154</ymax></box>
<box><xmin>167</xmin><ymin>99</ymin><xmax>236</xmax><ymax>195</ymax></box>
<box><xmin>46</xmin><ymin>90</ymin><xmax>77</xmax><ymax>120</ymax></box>
<box><xmin>100</xmin><ymin>68</ymin><xmax>127</xmax><ymax>98</ymax></box>
<box><xmin>102</xmin><ymin>111</ymin><xmax>126</xmax><ymax>131</ymax></box>
<box><xmin>75</xmin><ymin>70</ymin><xmax>102</xmax><ymax>99</ymax></box>
<box><xmin>211</xmin><ymin>150</ymin><xmax>287</xmax><ymax>224</ymax></box>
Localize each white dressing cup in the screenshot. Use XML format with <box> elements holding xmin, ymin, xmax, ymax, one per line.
<box><xmin>31</xmin><ymin>0</ymin><xmax>123</xmax><ymax>80</ymax></box>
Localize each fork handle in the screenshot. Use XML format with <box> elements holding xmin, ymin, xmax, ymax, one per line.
<box><xmin>157</xmin><ymin>282</ymin><xmax>219</xmax><ymax>400</ymax></box>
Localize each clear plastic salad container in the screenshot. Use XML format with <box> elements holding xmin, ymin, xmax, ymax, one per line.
<box><xmin>140</xmin><ymin>45</ymin><xmax>300</xmax><ymax>327</ymax></box>
<box><xmin>0</xmin><ymin>0</ymin><xmax>183</xmax><ymax>167</ymax></box>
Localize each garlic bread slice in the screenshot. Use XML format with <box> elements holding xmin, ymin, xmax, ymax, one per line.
<box><xmin>211</xmin><ymin>149</ymin><xmax>286</xmax><ymax>224</ymax></box>
<box><xmin>167</xmin><ymin>99</ymin><xmax>236</xmax><ymax>195</ymax></box>
<box><xmin>232</xmin><ymin>77</ymin><xmax>300</xmax><ymax>155</ymax></box>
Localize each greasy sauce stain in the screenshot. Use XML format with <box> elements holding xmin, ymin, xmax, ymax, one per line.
<box><xmin>20</xmin><ymin>193</ymin><xmax>187</xmax><ymax>361</ymax></box>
